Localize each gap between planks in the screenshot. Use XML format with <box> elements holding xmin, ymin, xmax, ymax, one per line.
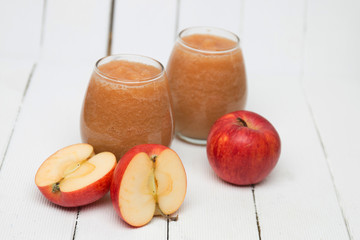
<box><xmin>107</xmin><ymin>0</ymin><xmax>116</xmax><ymax>56</ymax></box>
<box><xmin>72</xmin><ymin>0</ymin><xmax>115</xmax><ymax>238</ymax></box>
<box><xmin>0</xmin><ymin>63</ymin><xmax>37</xmax><ymax>172</ymax></box>
<box><xmin>252</xmin><ymin>185</ymin><xmax>262</xmax><ymax>240</ymax></box>
<box><xmin>72</xmin><ymin>207</ymin><xmax>81</xmax><ymax>240</ymax></box>
<box><xmin>301</xmin><ymin>90</ymin><xmax>353</xmax><ymax>240</ymax></box>
<box><xmin>173</xmin><ymin>0</ymin><xmax>181</xmax><ymax>41</ymax></box>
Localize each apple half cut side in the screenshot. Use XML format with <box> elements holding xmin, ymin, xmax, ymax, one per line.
<box><xmin>110</xmin><ymin>144</ymin><xmax>187</xmax><ymax>227</ymax></box>
<box><xmin>35</xmin><ymin>143</ymin><xmax>116</xmax><ymax>207</ymax></box>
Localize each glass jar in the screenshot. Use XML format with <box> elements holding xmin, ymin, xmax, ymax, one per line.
<box><xmin>80</xmin><ymin>54</ymin><xmax>174</xmax><ymax>159</ymax></box>
<box><xmin>166</xmin><ymin>27</ymin><xmax>247</xmax><ymax>144</ymax></box>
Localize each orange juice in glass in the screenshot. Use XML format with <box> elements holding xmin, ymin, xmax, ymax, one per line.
<box><xmin>167</xmin><ymin>27</ymin><xmax>247</xmax><ymax>144</ymax></box>
<box><xmin>80</xmin><ymin>54</ymin><xmax>174</xmax><ymax>159</ymax></box>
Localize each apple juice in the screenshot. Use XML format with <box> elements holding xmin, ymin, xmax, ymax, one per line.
<box><xmin>80</xmin><ymin>55</ymin><xmax>174</xmax><ymax>159</ymax></box>
<box><xmin>167</xmin><ymin>27</ymin><xmax>247</xmax><ymax>143</ymax></box>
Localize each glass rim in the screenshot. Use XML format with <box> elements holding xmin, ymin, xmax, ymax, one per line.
<box><xmin>177</xmin><ymin>26</ymin><xmax>240</xmax><ymax>54</ymax></box>
<box><xmin>94</xmin><ymin>54</ymin><xmax>165</xmax><ymax>84</ymax></box>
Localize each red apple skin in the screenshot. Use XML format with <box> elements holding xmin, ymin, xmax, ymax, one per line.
<box><xmin>207</xmin><ymin>110</ymin><xmax>281</xmax><ymax>185</ymax></box>
<box><xmin>110</xmin><ymin>144</ymin><xmax>168</xmax><ymax>226</ymax></box>
<box><xmin>37</xmin><ymin>164</ymin><xmax>115</xmax><ymax>207</ymax></box>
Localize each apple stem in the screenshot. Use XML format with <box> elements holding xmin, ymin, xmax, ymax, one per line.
<box><xmin>167</xmin><ymin>215</ymin><xmax>179</xmax><ymax>222</ymax></box>
<box><xmin>155</xmin><ymin>204</ymin><xmax>178</xmax><ymax>222</ymax></box>
<box><xmin>237</xmin><ymin>117</ymin><xmax>248</xmax><ymax>127</ymax></box>
<box><xmin>52</xmin><ymin>182</ymin><xmax>60</xmax><ymax>193</ymax></box>
<box><xmin>151</xmin><ymin>155</ymin><xmax>157</xmax><ymax>162</ymax></box>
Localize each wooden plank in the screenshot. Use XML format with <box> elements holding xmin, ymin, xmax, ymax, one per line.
<box><xmin>169</xmin><ymin>1</ymin><xmax>259</xmax><ymax>239</ymax></box>
<box><xmin>111</xmin><ymin>0</ymin><xmax>178</xmax><ymax>65</ymax></box>
<box><xmin>73</xmin><ymin>0</ymin><xmax>177</xmax><ymax>239</ymax></box>
<box><xmin>178</xmin><ymin>0</ymin><xmax>244</xmax><ymax>37</ymax></box>
<box><xmin>0</xmin><ymin>0</ymin><xmax>110</xmax><ymax>239</ymax></box>
<box><xmin>169</xmin><ymin>140</ymin><xmax>259</xmax><ymax>239</ymax></box>
<box><xmin>40</xmin><ymin>0</ymin><xmax>109</xmax><ymax>65</ymax></box>
<box><xmin>242</xmin><ymin>0</ymin><xmax>350</xmax><ymax>238</ymax></box>
<box><xmin>304</xmin><ymin>0</ymin><xmax>360</xmax><ymax>238</ymax></box>
<box><xmin>0</xmin><ymin>0</ymin><xmax>43</xmax><ymax>164</ymax></box>
<box><xmin>304</xmin><ymin>0</ymin><xmax>360</xmax><ymax>80</ymax></box>
<box><xmin>0</xmin><ymin>0</ymin><xmax>43</xmax><ymax>59</ymax></box>
<box><xmin>246</xmin><ymin>76</ymin><xmax>349</xmax><ymax>239</ymax></box>
<box><xmin>242</xmin><ymin>0</ymin><xmax>305</xmax><ymax>78</ymax></box>
<box><xmin>74</xmin><ymin>193</ymin><xmax>167</xmax><ymax>239</ymax></box>
<box><xmin>304</xmin><ymin>77</ymin><xmax>360</xmax><ymax>239</ymax></box>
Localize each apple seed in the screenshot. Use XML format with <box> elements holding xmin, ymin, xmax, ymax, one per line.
<box><xmin>149</xmin><ymin>155</ymin><xmax>158</xmax><ymax>200</ymax></box>
<box><xmin>150</xmin><ymin>155</ymin><xmax>157</xmax><ymax>162</ymax></box>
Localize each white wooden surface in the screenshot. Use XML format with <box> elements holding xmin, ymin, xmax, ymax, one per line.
<box><xmin>1</xmin><ymin>0</ymin><xmax>359</xmax><ymax>239</ymax></box>
<box><xmin>0</xmin><ymin>0</ymin><xmax>43</xmax><ymax>164</ymax></box>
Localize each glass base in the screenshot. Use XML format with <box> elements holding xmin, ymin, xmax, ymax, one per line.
<box><xmin>176</xmin><ymin>132</ymin><xmax>207</xmax><ymax>145</ymax></box>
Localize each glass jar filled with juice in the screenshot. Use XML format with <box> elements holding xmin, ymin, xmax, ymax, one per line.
<box><xmin>167</xmin><ymin>27</ymin><xmax>247</xmax><ymax>144</ymax></box>
<box><xmin>80</xmin><ymin>54</ymin><xmax>174</xmax><ymax>159</ymax></box>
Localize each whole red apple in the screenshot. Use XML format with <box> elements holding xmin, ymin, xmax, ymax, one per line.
<box><xmin>207</xmin><ymin>110</ymin><xmax>281</xmax><ymax>185</ymax></box>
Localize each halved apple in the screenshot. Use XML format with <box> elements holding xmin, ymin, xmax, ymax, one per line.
<box><xmin>110</xmin><ymin>144</ymin><xmax>187</xmax><ymax>227</ymax></box>
<box><xmin>35</xmin><ymin>143</ymin><xmax>116</xmax><ymax>207</ymax></box>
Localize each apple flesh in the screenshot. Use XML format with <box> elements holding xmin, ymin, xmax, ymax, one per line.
<box><xmin>207</xmin><ymin>110</ymin><xmax>281</xmax><ymax>185</ymax></box>
<box><xmin>35</xmin><ymin>143</ymin><xmax>116</xmax><ymax>207</ymax></box>
<box><xmin>110</xmin><ymin>144</ymin><xmax>187</xmax><ymax>227</ymax></box>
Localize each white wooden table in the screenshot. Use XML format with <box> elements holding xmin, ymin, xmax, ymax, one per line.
<box><xmin>1</xmin><ymin>0</ymin><xmax>359</xmax><ymax>239</ymax></box>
